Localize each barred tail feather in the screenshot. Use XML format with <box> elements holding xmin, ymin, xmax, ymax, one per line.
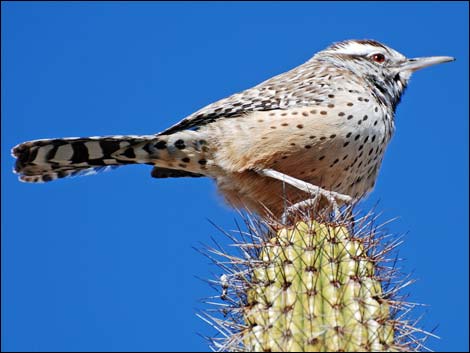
<box><xmin>12</xmin><ymin>135</ymin><xmax>156</xmax><ymax>183</ymax></box>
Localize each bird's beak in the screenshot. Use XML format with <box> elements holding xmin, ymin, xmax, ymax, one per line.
<box><xmin>399</xmin><ymin>56</ymin><xmax>455</xmax><ymax>72</ymax></box>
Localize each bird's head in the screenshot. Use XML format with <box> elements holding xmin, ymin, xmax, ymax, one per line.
<box><xmin>316</xmin><ymin>39</ymin><xmax>454</xmax><ymax>111</ymax></box>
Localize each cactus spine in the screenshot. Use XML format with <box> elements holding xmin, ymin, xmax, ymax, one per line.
<box><xmin>200</xmin><ymin>212</ymin><xmax>432</xmax><ymax>352</ymax></box>
<box><xmin>243</xmin><ymin>220</ymin><xmax>395</xmax><ymax>352</ymax></box>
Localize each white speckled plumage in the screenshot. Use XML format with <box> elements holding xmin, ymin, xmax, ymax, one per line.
<box><xmin>12</xmin><ymin>39</ymin><xmax>454</xmax><ymax>216</ymax></box>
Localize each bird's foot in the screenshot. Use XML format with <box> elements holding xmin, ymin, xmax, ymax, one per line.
<box><xmin>281</xmin><ymin>190</ymin><xmax>352</xmax><ymax>224</ymax></box>
<box><xmin>255</xmin><ymin>168</ymin><xmax>353</xmax><ymax>223</ymax></box>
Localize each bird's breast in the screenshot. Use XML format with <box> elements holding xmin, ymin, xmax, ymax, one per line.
<box><xmin>202</xmin><ymin>93</ymin><xmax>393</xmax><ymax>199</ymax></box>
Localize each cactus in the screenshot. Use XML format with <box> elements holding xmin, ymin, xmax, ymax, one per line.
<box><xmin>199</xmin><ymin>210</ymin><xmax>434</xmax><ymax>352</ymax></box>
<box><xmin>243</xmin><ymin>220</ymin><xmax>395</xmax><ymax>352</ymax></box>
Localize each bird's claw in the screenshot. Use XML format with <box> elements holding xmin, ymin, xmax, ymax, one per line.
<box><xmin>281</xmin><ymin>188</ymin><xmax>353</xmax><ymax>224</ymax></box>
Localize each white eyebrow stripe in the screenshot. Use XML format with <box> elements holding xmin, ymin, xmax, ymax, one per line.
<box><xmin>329</xmin><ymin>42</ymin><xmax>388</xmax><ymax>56</ymax></box>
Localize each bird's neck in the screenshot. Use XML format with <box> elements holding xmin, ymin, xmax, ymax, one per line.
<box><xmin>365</xmin><ymin>74</ymin><xmax>407</xmax><ymax>114</ymax></box>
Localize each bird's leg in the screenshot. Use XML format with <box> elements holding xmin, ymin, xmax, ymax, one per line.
<box><xmin>256</xmin><ymin>168</ymin><xmax>353</xmax><ymax>221</ymax></box>
<box><xmin>282</xmin><ymin>198</ymin><xmax>321</xmax><ymax>224</ymax></box>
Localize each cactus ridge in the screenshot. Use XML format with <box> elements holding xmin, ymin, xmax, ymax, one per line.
<box><xmin>199</xmin><ymin>210</ymin><xmax>435</xmax><ymax>352</ymax></box>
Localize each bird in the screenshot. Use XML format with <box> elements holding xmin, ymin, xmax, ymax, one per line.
<box><xmin>12</xmin><ymin>39</ymin><xmax>454</xmax><ymax>218</ymax></box>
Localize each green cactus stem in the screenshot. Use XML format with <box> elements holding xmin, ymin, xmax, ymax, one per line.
<box><xmin>199</xmin><ymin>211</ymin><xmax>434</xmax><ymax>352</ymax></box>
<box><xmin>243</xmin><ymin>220</ymin><xmax>395</xmax><ymax>352</ymax></box>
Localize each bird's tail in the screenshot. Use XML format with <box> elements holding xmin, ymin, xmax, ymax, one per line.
<box><xmin>12</xmin><ymin>131</ymin><xmax>211</xmax><ymax>183</ymax></box>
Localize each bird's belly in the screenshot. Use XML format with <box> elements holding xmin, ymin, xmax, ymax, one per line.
<box><xmin>271</xmin><ymin>136</ymin><xmax>386</xmax><ymax>199</ymax></box>
<box><xmin>205</xmin><ymin>106</ymin><xmax>390</xmax><ymax>199</ymax></box>
<box><xmin>214</xmin><ymin>140</ymin><xmax>386</xmax><ymax>217</ymax></box>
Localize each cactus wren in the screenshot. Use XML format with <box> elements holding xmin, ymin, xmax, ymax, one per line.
<box><xmin>12</xmin><ymin>39</ymin><xmax>454</xmax><ymax>217</ymax></box>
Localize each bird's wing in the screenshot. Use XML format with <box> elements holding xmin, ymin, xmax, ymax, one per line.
<box><xmin>158</xmin><ymin>59</ymin><xmax>333</xmax><ymax>136</ymax></box>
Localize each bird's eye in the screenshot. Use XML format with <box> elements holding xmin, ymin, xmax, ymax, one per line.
<box><xmin>370</xmin><ymin>53</ymin><xmax>386</xmax><ymax>63</ymax></box>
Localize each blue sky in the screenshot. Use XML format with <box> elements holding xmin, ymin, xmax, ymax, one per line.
<box><xmin>2</xmin><ymin>2</ymin><xmax>468</xmax><ymax>352</ymax></box>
